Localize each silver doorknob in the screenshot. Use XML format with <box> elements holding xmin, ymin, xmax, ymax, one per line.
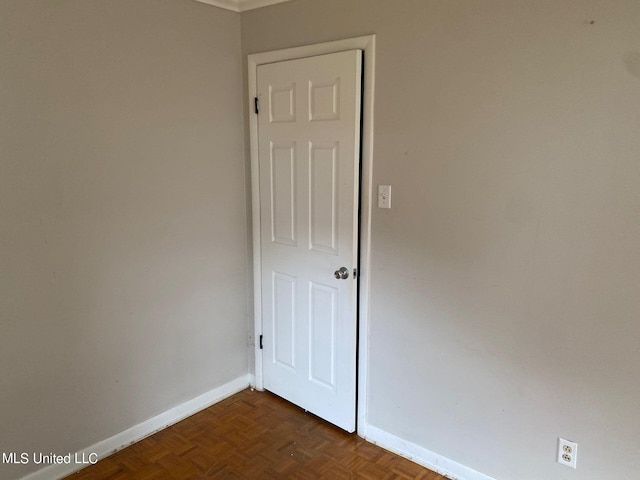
<box><xmin>334</xmin><ymin>267</ymin><xmax>350</xmax><ymax>280</ymax></box>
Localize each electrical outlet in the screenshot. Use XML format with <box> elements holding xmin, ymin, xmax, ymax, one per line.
<box><xmin>557</xmin><ymin>438</ymin><xmax>578</xmax><ymax>469</ymax></box>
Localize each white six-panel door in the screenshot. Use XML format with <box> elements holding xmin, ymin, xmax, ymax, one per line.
<box><xmin>257</xmin><ymin>50</ymin><xmax>362</xmax><ymax>432</ymax></box>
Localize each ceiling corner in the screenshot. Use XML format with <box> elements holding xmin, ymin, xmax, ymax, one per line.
<box><xmin>193</xmin><ymin>0</ymin><xmax>293</xmax><ymax>13</ymax></box>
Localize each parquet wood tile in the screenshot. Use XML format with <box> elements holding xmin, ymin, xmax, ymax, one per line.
<box><xmin>63</xmin><ymin>389</ymin><xmax>448</xmax><ymax>480</ymax></box>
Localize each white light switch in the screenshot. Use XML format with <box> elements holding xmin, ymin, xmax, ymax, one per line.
<box><xmin>378</xmin><ymin>185</ymin><xmax>391</xmax><ymax>209</ymax></box>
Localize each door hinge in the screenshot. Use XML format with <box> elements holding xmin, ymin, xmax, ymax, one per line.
<box><xmin>254</xmin><ymin>97</ymin><xmax>259</xmax><ymax>115</ymax></box>
<box><xmin>259</xmin><ymin>334</ymin><xmax>263</xmax><ymax>350</ymax></box>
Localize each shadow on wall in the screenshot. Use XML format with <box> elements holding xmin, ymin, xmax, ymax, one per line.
<box><xmin>623</xmin><ymin>51</ymin><xmax>640</xmax><ymax>79</ymax></box>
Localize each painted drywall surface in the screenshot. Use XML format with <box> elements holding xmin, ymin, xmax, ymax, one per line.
<box><xmin>242</xmin><ymin>1</ymin><xmax>640</xmax><ymax>479</ymax></box>
<box><xmin>0</xmin><ymin>1</ymin><xmax>247</xmax><ymax>479</ymax></box>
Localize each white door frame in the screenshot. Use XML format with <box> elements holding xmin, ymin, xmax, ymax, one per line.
<box><xmin>248</xmin><ymin>35</ymin><xmax>375</xmax><ymax>436</ymax></box>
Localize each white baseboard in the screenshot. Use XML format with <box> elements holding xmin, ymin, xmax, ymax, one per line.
<box><xmin>20</xmin><ymin>375</ymin><xmax>250</xmax><ymax>480</ymax></box>
<box><xmin>364</xmin><ymin>424</ymin><xmax>497</xmax><ymax>480</ymax></box>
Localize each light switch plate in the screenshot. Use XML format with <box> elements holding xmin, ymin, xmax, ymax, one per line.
<box><xmin>378</xmin><ymin>185</ymin><xmax>391</xmax><ymax>209</ymax></box>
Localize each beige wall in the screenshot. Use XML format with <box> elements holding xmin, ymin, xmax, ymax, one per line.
<box><xmin>3</xmin><ymin>1</ymin><xmax>640</xmax><ymax>479</ymax></box>
<box><xmin>0</xmin><ymin>1</ymin><xmax>247</xmax><ymax>479</ymax></box>
<box><xmin>242</xmin><ymin>1</ymin><xmax>640</xmax><ymax>479</ymax></box>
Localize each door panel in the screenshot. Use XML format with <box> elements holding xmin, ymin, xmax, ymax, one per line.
<box><xmin>257</xmin><ymin>50</ymin><xmax>362</xmax><ymax>432</ymax></box>
<box><xmin>272</xmin><ymin>272</ymin><xmax>296</xmax><ymax>370</ymax></box>
<box><xmin>309</xmin><ymin>281</ymin><xmax>338</xmax><ymax>389</ymax></box>
<box><xmin>309</xmin><ymin>143</ymin><xmax>338</xmax><ymax>254</ymax></box>
<box><xmin>270</xmin><ymin>143</ymin><xmax>297</xmax><ymax>246</ymax></box>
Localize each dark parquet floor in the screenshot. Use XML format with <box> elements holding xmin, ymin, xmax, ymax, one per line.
<box><xmin>63</xmin><ymin>388</ymin><xmax>448</xmax><ymax>480</ymax></box>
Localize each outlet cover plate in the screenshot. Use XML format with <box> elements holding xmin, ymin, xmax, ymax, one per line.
<box><xmin>558</xmin><ymin>438</ymin><xmax>578</xmax><ymax>469</ymax></box>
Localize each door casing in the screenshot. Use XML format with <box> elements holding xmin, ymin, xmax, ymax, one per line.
<box><xmin>248</xmin><ymin>35</ymin><xmax>375</xmax><ymax>436</ymax></box>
